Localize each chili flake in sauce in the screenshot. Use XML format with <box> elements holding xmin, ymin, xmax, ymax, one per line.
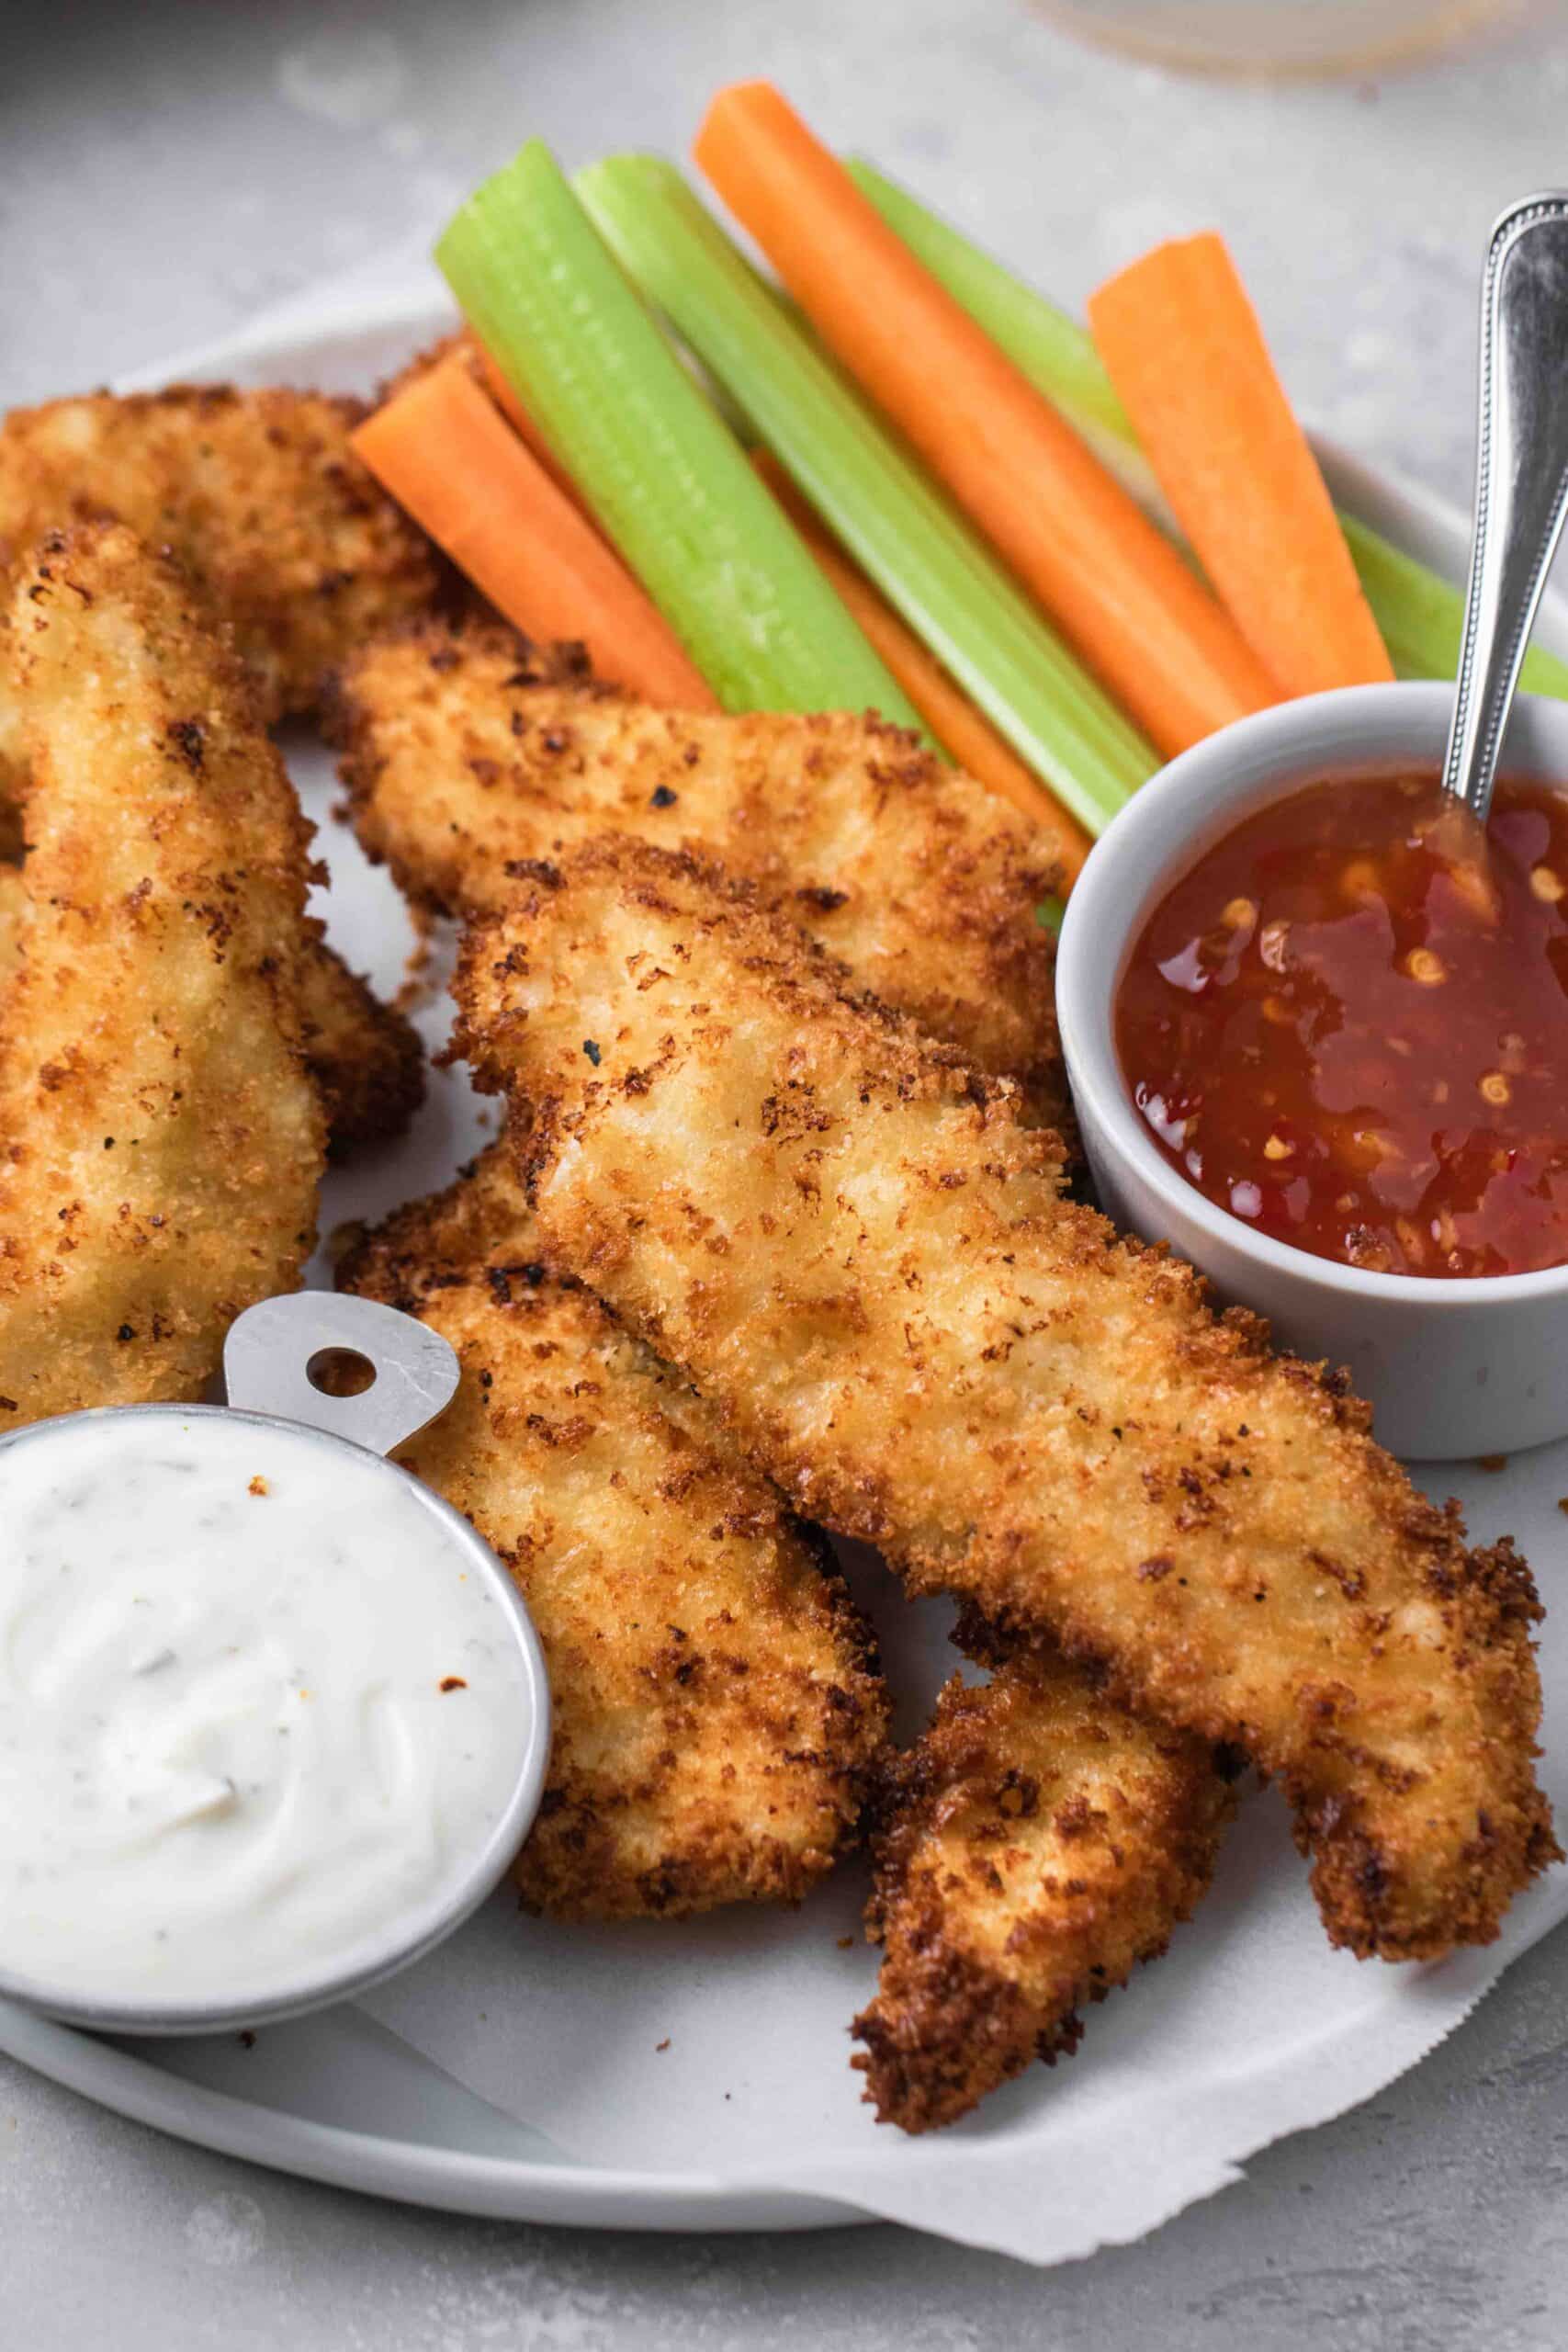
<box><xmin>1115</xmin><ymin>772</ymin><xmax>1568</xmax><ymax>1278</ymax></box>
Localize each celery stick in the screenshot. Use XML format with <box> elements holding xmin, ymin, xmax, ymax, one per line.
<box><xmin>852</xmin><ymin>164</ymin><xmax>1127</xmax><ymax>441</ymax></box>
<box><xmin>852</xmin><ymin>162</ymin><xmax>1568</xmax><ymax>705</ymax></box>
<box><xmin>578</xmin><ymin>155</ymin><xmax>1156</xmax><ymax>835</ymax></box>
<box><xmin>1341</xmin><ymin>514</ymin><xmax>1568</xmax><ymax>698</ymax></box>
<box><xmin>436</xmin><ymin>141</ymin><xmax>918</xmax><ymax>722</ymax></box>
<box><xmin>847</xmin><ymin>159</ymin><xmax>1178</xmax><ymax>531</ymax></box>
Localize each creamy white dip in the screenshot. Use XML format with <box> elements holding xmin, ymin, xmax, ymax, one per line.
<box><xmin>0</xmin><ymin>1412</ymin><xmax>534</xmax><ymax>2010</ymax></box>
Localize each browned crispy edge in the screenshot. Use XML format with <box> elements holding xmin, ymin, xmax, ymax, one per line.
<box><xmin>850</xmin><ymin>1640</ymin><xmax>1239</xmax><ymax>2133</ymax></box>
<box><xmin>299</xmin><ymin>924</ymin><xmax>425</xmax><ymax>1158</ymax></box>
<box><xmin>320</xmin><ymin>614</ymin><xmax>606</xmax><ymax>911</ymax></box>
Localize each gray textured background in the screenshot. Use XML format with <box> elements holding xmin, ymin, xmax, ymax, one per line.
<box><xmin>5</xmin><ymin>2</ymin><xmax>1568</xmax><ymax>2343</ymax></box>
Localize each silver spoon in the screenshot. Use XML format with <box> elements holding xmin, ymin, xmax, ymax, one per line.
<box><xmin>1443</xmin><ymin>193</ymin><xmax>1568</xmax><ymax>826</ymax></box>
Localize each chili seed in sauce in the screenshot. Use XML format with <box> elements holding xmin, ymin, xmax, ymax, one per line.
<box><xmin>1115</xmin><ymin>771</ymin><xmax>1568</xmax><ymax>1279</ymax></box>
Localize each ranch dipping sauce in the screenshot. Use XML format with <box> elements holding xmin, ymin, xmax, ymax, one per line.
<box><xmin>0</xmin><ymin>1410</ymin><xmax>534</xmax><ymax>2013</ymax></box>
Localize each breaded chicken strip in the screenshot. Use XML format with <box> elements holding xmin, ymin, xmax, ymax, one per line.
<box><xmin>339</xmin><ymin>1146</ymin><xmax>887</xmax><ymax>1918</ymax></box>
<box><xmin>0</xmin><ymin>392</ymin><xmax>428</xmax><ymax>1155</ymax></box>
<box><xmin>0</xmin><ymin>526</ymin><xmax>324</xmax><ymax>1423</ymax></box>
<box><xmin>331</xmin><ymin>620</ymin><xmax>1067</xmax><ymax>1125</ymax></box>
<box><xmin>454</xmin><ymin>840</ymin><xmax>1556</xmax><ymax>1962</ymax></box>
<box><xmin>1</xmin><ymin>837</ymin><xmax>416</xmax><ymax>1158</ymax></box>
<box><xmin>853</xmin><ymin>1625</ymin><xmax>1235</xmax><ymax>2132</ymax></box>
<box><xmin>2</xmin><ymin>647</ymin><xmax>421</xmax><ymax>1163</ymax></box>
<box><xmin>0</xmin><ymin>386</ymin><xmax>440</xmax><ymax>727</ymax></box>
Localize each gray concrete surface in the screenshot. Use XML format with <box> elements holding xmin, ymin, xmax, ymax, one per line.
<box><xmin>4</xmin><ymin>1</ymin><xmax>1568</xmax><ymax>2342</ymax></box>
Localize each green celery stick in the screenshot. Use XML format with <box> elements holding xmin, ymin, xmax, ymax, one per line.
<box><xmin>849</xmin><ymin>159</ymin><xmax>1568</xmax><ymax>703</ymax></box>
<box><xmin>578</xmin><ymin>154</ymin><xmax>1156</xmax><ymax>836</ymax></box>
<box><xmin>849</xmin><ymin>162</ymin><xmax>1127</xmax><ymax>441</ymax></box>
<box><xmin>1341</xmin><ymin>515</ymin><xmax>1568</xmax><ymax>698</ymax></box>
<box><xmin>846</xmin><ymin>159</ymin><xmax>1177</xmax><ymax>527</ymax></box>
<box><xmin>436</xmin><ymin>141</ymin><xmax>919</xmax><ymax>722</ymax></box>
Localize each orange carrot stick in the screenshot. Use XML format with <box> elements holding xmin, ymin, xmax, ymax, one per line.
<box><xmin>1089</xmin><ymin>235</ymin><xmax>1393</xmax><ymax>698</ymax></box>
<box><xmin>459</xmin><ymin>331</ymin><xmax>586</xmax><ymax>501</ymax></box>
<box><xmin>353</xmin><ymin>356</ymin><xmax>716</xmax><ymax>709</ymax></box>
<box><xmin>752</xmin><ymin>453</ymin><xmax>1089</xmax><ymax>879</ymax></box>
<box><xmin>694</xmin><ymin>81</ymin><xmax>1276</xmax><ymax>759</ymax></box>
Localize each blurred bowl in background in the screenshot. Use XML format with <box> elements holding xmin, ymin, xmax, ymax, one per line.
<box><xmin>1036</xmin><ymin>0</ymin><xmax>1527</xmax><ymax>78</ymax></box>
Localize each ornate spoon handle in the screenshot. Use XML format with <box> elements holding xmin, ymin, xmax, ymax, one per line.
<box><xmin>1443</xmin><ymin>194</ymin><xmax>1568</xmax><ymax>825</ymax></box>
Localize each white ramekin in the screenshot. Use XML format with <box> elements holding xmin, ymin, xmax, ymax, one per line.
<box><xmin>0</xmin><ymin>1403</ymin><xmax>552</xmax><ymax>2037</ymax></box>
<box><xmin>1057</xmin><ymin>681</ymin><xmax>1568</xmax><ymax>1461</ymax></box>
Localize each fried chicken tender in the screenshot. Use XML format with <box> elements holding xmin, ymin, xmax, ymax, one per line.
<box><xmin>339</xmin><ymin>1145</ymin><xmax>888</xmax><ymax>1919</ymax></box>
<box><xmin>3</xmin><ymin>835</ymin><xmax>417</xmax><ymax>1158</ymax></box>
<box><xmin>454</xmin><ymin>839</ymin><xmax>1556</xmax><ymax>1962</ymax></box>
<box><xmin>3</xmin><ymin>659</ymin><xmax>420</xmax><ymax>1168</ymax></box>
<box><xmin>0</xmin><ymin>386</ymin><xmax>440</xmax><ymax>728</ymax></box>
<box><xmin>0</xmin><ymin>525</ymin><xmax>324</xmax><ymax>1424</ymax></box>
<box><xmin>330</xmin><ymin>620</ymin><xmax>1067</xmax><ymax>1125</ymax></box>
<box><xmin>853</xmin><ymin>1627</ymin><xmax>1235</xmax><ymax>2132</ymax></box>
<box><xmin>0</xmin><ymin>391</ymin><xmax>430</xmax><ymax>1155</ymax></box>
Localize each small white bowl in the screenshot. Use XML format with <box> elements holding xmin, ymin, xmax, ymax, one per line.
<box><xmin>1057</xmin><ymin>681</ymin><xmax>1568</xmax><ymax>1461</ymax></box>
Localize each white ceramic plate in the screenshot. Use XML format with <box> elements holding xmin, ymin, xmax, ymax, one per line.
<box><xmin>5</xmin><ymin>280</ymin><xmax>1567</xmax><ymax>2256</ymax></box>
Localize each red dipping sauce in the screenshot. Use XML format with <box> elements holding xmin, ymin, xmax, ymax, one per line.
<box><xmin>1115</xmin><ymin>772</ymin><xmax>1568</xmax><ymax>1279</ymax></box>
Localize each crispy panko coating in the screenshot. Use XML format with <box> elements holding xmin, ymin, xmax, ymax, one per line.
<box><xmin>0</xmin><ymin>525</ymin><xmax>324</xmax><ymax>1423</ymax></box>
<box><xmin>0</xmin><ymin>385</ymin><xmax>440</xmax><ymax>725</ymax></box>
<box><xmin>454</xmin><ymin>839</ymin><xmax>1556</xmax><ymax>1962</ymax></box>
<box><xmin>297</xmin><ymin>931</ymin><xmax>424</xmax><ymax>1159</ymax></box>
<box><xmin>853</xmin><ymin>1628</ymin><xmax>1235</xmax><ymax>2132</ymax></box>
<box><xmin>3</xmin><ymin>647</ymin><xmax>421</xmax><ymax>1166</ymax></box>
<box><xmin>330</xmin><ymin>619</ymin><xmax>1068</xmax><ymax>1124</ymax></box>
<box><xmin>0</xmin><ymin>387</ymin><xmax>433</xmax><ymax>1158</ymax></box>
<box><xmin>0</xmin><ymin>859</ymin><xmax>22</xmax><ymax>982</ymax></box>
<box><xmin>3</xmin><ymin>732</ymin><xmax>418</xmax><ymax>1170</ymax></box>
<box><xmin>339</xmin><ymin>1145</ymin><xmax>887</xmax><ymax>1919</ymax></box>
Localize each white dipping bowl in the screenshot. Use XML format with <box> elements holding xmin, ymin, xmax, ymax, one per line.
<box><xmin>1057</xmin><ymin>681</ymin><xmax>1568</xmax><ymax>1461</ymax></box>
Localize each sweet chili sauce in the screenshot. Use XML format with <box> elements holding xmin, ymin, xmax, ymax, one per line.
<box><xmin>1114</xmin><ymin>772</ymin><xmax>1568</xmax><ymax>1279</ymax></box>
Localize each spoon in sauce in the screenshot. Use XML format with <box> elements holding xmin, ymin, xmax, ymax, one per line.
<box><xmin>1058</xmin><ymin>198</ymin><xmax>1568</xmax><ymax>1450</ymax></box>
<box><xmin>1442</xmin><ymin>192</ymin><xmax>1568</xmax><ymax>833</ymax></box>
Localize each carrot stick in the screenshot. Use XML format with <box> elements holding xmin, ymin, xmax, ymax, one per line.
<box><xmin>694</xmin><ymin>81</ymin><xmax>1277</xmax><ymax>758</ymax></box>
<box><xmin>1089</xmin><ymin>235</ymin><xmax>1393</xmax><ymax>698</ymax></box>
<box><xmin>458</xmin><ymin>331</ymin><xmax>585</xmax><ymax>500</ymax></box>
<box><xmin>352</xmin><ymin>355</ymin><xmax>716</xmax><ymax>708</ymax></box>
<box><xmin>752</xmin><ymin>452</ymin><xmax>1090</xmax><ymax>878</ymax></box>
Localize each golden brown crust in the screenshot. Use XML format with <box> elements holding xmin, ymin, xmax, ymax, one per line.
<box><xmin>3</xmin><ymin>850</ymin><xmax>420</xmax><ymax>1168</ymax></box>
<box><xmin>453</xmin><ymin>836</ymin><xmax>1557</xmax><ymax>1962</ymax></box>
<box><xmin>328</xmin><ymin>617</ymin><xmax>1068</xmax><ymax>1126</ymax></box>
<box><xmin>339</xmin><ymin>1145</ymin><xmax>888</xmax><ymax>1919</ymax></box>
<box><xmin>853</xmin><ymin>1642</ymin><xmax>1235</xmax><ymax>2132</ymax></box>
<box><xmin>0</xmin><ymin>385</ymin><xmax>441</xmax><ymax>720</ymax></box>
<box><xmin>296</xmin><ymin>930</ymin><xmax>424</xmax><ymax>1158</ymax></box>
<box><xmin>2</xmin><ymin>628</ymin><xmax>420</xmax><ymax>1168</ymax></box>
<box><xmin>0</xmin><ymin>525</ymin><xmax>324</xmax><ymax>1421</ymax></box>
